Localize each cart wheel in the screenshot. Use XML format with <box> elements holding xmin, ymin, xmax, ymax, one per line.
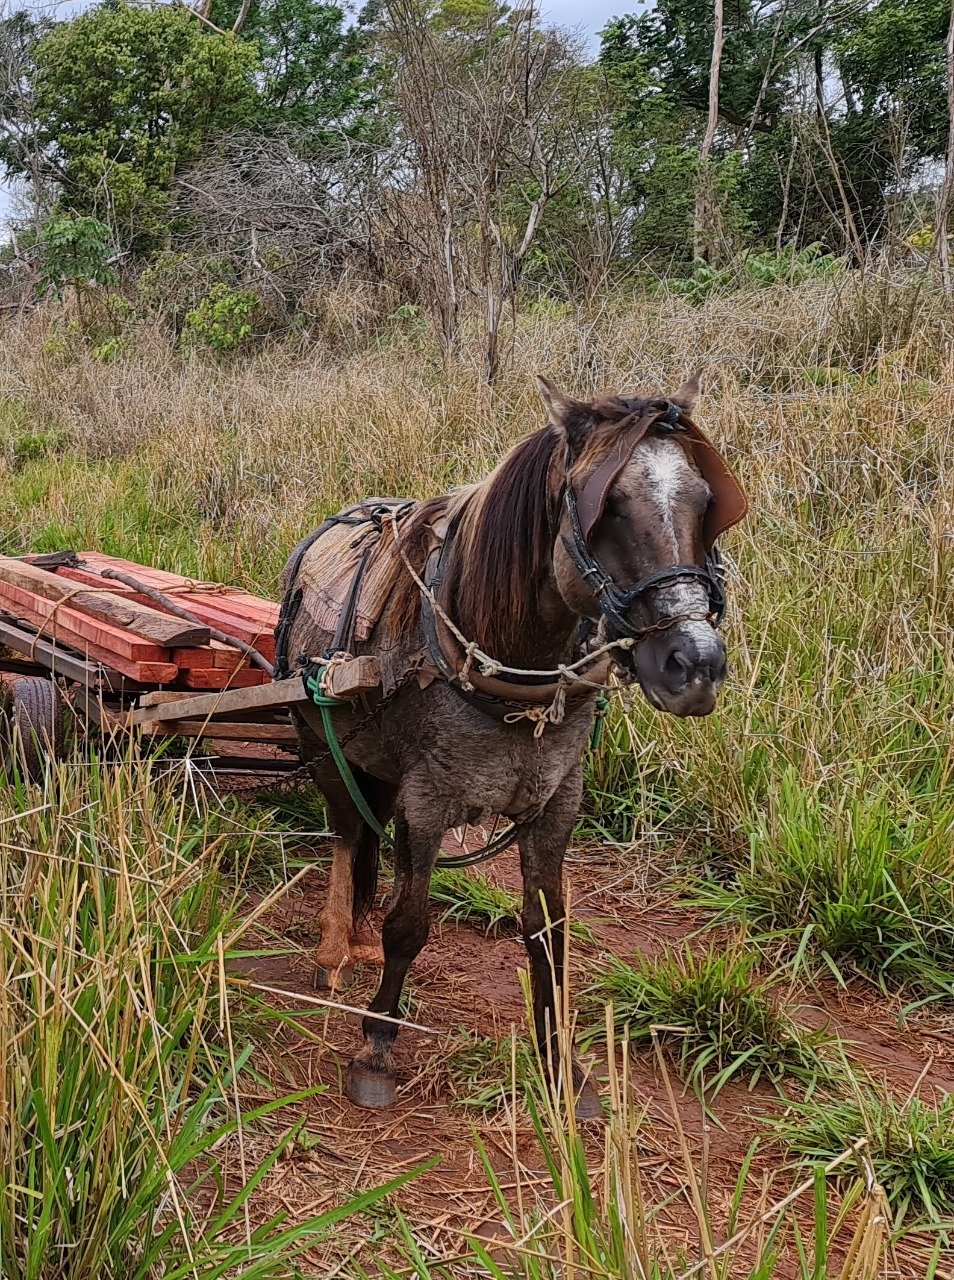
<box><xmin>4</xmin><ymin>676</ymin><xmax>67</xmax><ymax>781</ymax></box>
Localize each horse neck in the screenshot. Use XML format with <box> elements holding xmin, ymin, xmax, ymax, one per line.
<box><xmin>445</xmin><ymin>529</ymin><xmax>582</xmax><ymax>672</ymax></box>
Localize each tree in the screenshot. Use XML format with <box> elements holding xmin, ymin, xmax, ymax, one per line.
<box><xmin>27</xmin><ymin>3</ymin><xmax>259</xmax><ymax>250</ymax></box>
<box><xmin>210</xmin><ymin>0</ymin><xmax>380</xmax><ymax>140</ymax></box>
<box><xmin>378</xmin><ymin>0</ymin><xmax>590</xmax><ymax>381</ymax></box>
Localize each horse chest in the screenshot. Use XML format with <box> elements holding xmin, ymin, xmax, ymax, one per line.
<box><xmin>413</xmin><ymin>711</ymin><xmax>590</xmax><ymax>827</ymax></box>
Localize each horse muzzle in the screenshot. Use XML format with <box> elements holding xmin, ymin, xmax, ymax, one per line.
<box><xmin>630</xmin><ymin>620</ymin><xmax>727</xmax><ymax>717</ymax></box>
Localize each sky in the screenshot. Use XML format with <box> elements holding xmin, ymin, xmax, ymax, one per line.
<box><xmin>0</xmin><ymin>0</ymin><xmax>625</xmax><ymax>232</ymax></box>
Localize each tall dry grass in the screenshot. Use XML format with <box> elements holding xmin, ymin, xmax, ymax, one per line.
<box><xmin>0</xmin><ymin>273</ymin><xmax>951</xmax><ymax>1272</ymax></box>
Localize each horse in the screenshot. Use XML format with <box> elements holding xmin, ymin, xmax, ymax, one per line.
<box><xmin>276</xmin><ymin>374</ymin><xmax>747</xmax><ymax>1112</ymax></box>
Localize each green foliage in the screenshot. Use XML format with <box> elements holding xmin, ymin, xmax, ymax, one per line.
<box><xmin>700</xmin><ymin>771</ymin><xmax>954</xmax><ymax>1001</ymax></box>
<box><xmin>0</xmin><ymin>755</ymin><xmax>419</xmax><ymax>1277</ymax></box>
<box><xmin>429</xmin><ymin>866</ymin><xmax>521</xmax><ymax>934</ymax></box>
<box><xmin>671</xmin><ymin>244</ymin><xmax>843</xmax><ymax>304</ymax></box>
<box><xmin>34</xmin><ymin>213</ymin><xmax>117</xmax><ymax>297</ymax></box>
<box><xmin>182</xmin><ymin>282</ymin><xmax>260</xmax><ymax>354</ymax></box>
<box><xmin>587</xmin><ymin>944</ymin><xmax>833</xmax><ymax>1094</ymax></box>
<box><xmin>211</xmin><ymin>0</ymin><xmax>379</xmax><ymax>140</ymax></box>
<box><xmin>838</xmin><ymin>0</ymin><xmax>950</xmax><ymax>158</ymax></box>
<box><xmin>771</xmin><ymin>1086</ymin><xmax>954</xmax><ymax>1230</ymax></box>
<box><xmin>30</xmin><ymin>3</ymin><xmax>259</xmax><ymax>250</ymax></box>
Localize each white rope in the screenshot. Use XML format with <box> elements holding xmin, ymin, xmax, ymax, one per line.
<box><xmin>387</xmin><ymin>509</ymin><xmax>632</xmax><ymax>688</ymax></box>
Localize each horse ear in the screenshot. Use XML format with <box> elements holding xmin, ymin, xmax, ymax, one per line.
<box><xmin>535</xmin><ymin>375</ymin><xmax>591</xmax><ymax>452</ymax></box>
<box><xmin>672</xmin><ymin>370</ymin><xmax>702</xmax><ymax>411</ymax></box>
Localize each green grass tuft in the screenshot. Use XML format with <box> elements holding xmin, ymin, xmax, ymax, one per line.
<box><xmin>430</xmin><ymin>866</ymin><xmax>522</xmax><ymax>933</ymax></box>
<box><xmin>698</xmin><ymin>771</ymin><xmax>954</xmax><ymax>1002</ymax></box>
<box><xmin>587</xmin><ymin>943</ymin><xmax>832</xmax><ymax>1094</ymax></box>
<box><xmin>445</xmin><ymin>1030</ymin><xmax>533</xmax><ymax>1113</ymax></box>
<box><xmin>770</xmin><ymin>1085</ymin><xmax>954</xmax><ymax>1231</ymax></box>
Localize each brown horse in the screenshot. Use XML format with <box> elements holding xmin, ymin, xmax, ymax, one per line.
<box><xmin>278</xmin><ymin>375</ymin><xmax>746</xmax><ymax>1111</ymax></box>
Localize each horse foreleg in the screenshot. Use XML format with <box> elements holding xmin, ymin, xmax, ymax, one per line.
<box><xmin>519</xmin><ymin>774</ymin><xmax>601</xmax><ymax>1120</ymax></box>
<box><xmin>346</xmin><ymin>807</ymin><xmax>441</xmax><ymax>1108</ymax></box>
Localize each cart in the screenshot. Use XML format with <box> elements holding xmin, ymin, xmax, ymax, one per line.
<box><xmin>0</xmin><ymin>554</ymin><xmax>307</xmax><ymax>782</ymax></box>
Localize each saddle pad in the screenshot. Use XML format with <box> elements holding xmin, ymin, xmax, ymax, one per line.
<box><xmin>295</xmin><ymin>501</ymin><xmax>416</xmax><ymax>643</ymax></box>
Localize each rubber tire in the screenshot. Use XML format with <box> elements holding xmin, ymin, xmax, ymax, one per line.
<box><xmin>6</xmin><ymin>676</ymin><xmax>66</xmax><ymax>781</ymax></box>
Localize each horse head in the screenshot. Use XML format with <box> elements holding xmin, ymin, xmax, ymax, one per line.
<box><xmin>538</xmin><ymin>374</ymin><xmax>747</xmax><ymax>717</ymax></box>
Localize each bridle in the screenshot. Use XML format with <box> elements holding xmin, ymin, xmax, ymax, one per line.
<box><xmin>559</xmin><ymin>402</ymin><xmax>735</xmax><ymax>647</ymax></box>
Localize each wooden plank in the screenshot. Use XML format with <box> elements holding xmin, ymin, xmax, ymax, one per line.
<box><xmin>0</xmin><ymin>613</ymin><xmax>174</xmax><ymax>686</ymax></box>
<box><xmin>0</xmin><ymin>578</ymin><xmax>170</xmax><ymax>663</ymax></box>
<box><xmin>8</xmin><ymin>556</ymin><xmax>210</xmax><ymax>647</ymax></box>
<box><xmin>55</xmin><ymin>565</ymin><xmax>276</xmax><ymax>660</ymax></box>
<box><xmin>172</xmin><ymin>640</ymin><xmax>248</xmax><ymax>671</ymax></box>
<box><xmin>80</xmin><ymin>553</ymin><xmax>279</xmax><ymax>621</ymax></box>
<box><xmin>176</xmin><ymin>667</ymin><xmax>268</xmax><ymax>691</ymax></box>
<box><xmin>324</xmin><ymin>655</ymin><xmax>381</xmax><ymax>700</ymax></box>
<box><xmin>130</xmin><ymin>676</ymin><xmax>308</xmax><ymax>726</ymax></box>
<box><xmin>140</xmin><ymin>718</ymin><xmax>299</xmax><ymax>743</ymax></box>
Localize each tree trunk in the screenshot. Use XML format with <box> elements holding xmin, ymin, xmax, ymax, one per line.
<box><xmin>693</xmin><ymin>0</ymin><xmax>725</xmax><ymax>262</ymax></box>
<box><xmin>939</xmin><ymin>0</ymin><xmax>954</xmax><ymax>291</ymax></box>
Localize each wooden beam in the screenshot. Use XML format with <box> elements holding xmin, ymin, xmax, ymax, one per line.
<box><xmin>140</xmin><ymin>718</ymin><xmax>299</xmax><ymax>743</ymax></box>
<box><xmin>176</xmin><ymin>667</ymin><xmax>268</xmax><ymax>690</ymax></box>
<box><xmin>0</xmin><ymin>578</ymin><xmax>171</xmax><ymax>663</ymax></box>
<box><xmin>0</xmin><ymin>613</ymin><xmax>145</xmax><ymax>692</ymax></box>
<box><xmin>0</xmin><ymin>556</ymin><xmax>210</xmax><ymax>647</ymax></box>
<box><xmin>130</xmin><ymin>675</ymin><xmax>308</xmax><ymax>726</ymax></box>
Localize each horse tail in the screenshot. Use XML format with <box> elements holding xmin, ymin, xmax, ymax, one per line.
<box><xmin>352</xmin><ymin>823</ymin><xmax>381</xmax><ymax>923</ymax></box>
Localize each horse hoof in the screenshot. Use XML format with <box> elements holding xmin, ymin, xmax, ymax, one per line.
<box><xmin>313</xmin><ymin>961</ymin><xmax>353</xmax><ymax>991</ymax></box>
<box><xmin>574</xmin><ymin>1079</ymin><xmax>603</xmax><ymax>1122</ymax></box>
<box><xmin>346</xmin><ymin>1064</ymin><xmax>397</xmax><ymax>1109</ymax></box>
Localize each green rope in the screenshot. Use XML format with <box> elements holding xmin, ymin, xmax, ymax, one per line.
<box><xmin>590</xmin><ymin>691</ymin><xmax>610</xmax><ymax>752</ymax></box>
<box><xmin>304</xmin><ymin>666</ymin><xmax>390</xmax><ymax>841</ymax></box>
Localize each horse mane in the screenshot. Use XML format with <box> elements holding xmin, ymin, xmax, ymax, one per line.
<box><xmin>387</xmin><ymin>395</ymin><xmax>665</xmax><ymax>654</ymax></box>
<box><xmin>387</xmin><ymin>426</ymin><xmax>564</xmax><ymax>655</ymax></box>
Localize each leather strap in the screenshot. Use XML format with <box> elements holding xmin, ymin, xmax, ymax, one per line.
<box><xmin>573</xmin><ymin>408</ymin><xmax>747</xmax><ymax>551</ymax></box>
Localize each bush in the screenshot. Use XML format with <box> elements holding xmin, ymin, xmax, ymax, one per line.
<box><xmin>182</xmin><ymin>282</ymin><xmax>260</xmax><ymax>354</ymax></box>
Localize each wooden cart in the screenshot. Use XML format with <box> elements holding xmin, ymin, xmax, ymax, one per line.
<box><xmin>0</xmin><ymin>552</ymin><xmax>306</xmax><ymax>782</ymax></box>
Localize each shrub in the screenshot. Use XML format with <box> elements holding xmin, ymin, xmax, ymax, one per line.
<box><xmin>182</xmin><ymin>282</ymin><xmax>260</xmax><ymax>354</ymax></box>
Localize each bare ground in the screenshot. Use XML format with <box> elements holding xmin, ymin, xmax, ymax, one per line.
<box><xmin>224</xmin><ymin>837</ymin><xmax>954</xmax><ymax>1278</ymax></box>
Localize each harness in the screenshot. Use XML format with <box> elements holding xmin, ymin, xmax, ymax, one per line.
<box><xmin>275</xmin><ymin>400</ymin><xmax>747</xmax><ymax>864</ymax></box>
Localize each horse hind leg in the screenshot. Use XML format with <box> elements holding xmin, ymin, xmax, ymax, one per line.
<box><xmin>312</xmin><ymin>769</ymin><xmax>394</xmax><ymax>991</ymax></box>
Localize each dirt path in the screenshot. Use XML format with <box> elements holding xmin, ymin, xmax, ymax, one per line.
<box><xmin>229</xmin><ymin>842</ymin><xmax>953</xmax><ymax>1277</ymax></box>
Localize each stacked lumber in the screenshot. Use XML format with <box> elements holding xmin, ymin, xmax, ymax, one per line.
<box><xmin>0</xmin><ymin>552</ymin><xmax>278</xmax><ymax>689</ymax></box>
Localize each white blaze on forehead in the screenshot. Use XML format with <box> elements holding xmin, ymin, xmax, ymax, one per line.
<box><xmin>625</xmin><ymin>436</ymin><xmax>713</xmax><ymax>629</ymax></box>
<box><xmin>625</xmin><ymin>437</ymin><xmax>702</xmax><ymax>555</ymax></box>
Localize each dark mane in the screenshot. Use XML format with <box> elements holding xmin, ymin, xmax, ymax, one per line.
<box><xmin>386</xmin><ymin>426</ymin><xmax>563</xmax><ymax>657</ymax></box>
<box><xmin>453</xmin><ymin>426</ymin><xmax>562</xmax><ymax>657</ymax></box>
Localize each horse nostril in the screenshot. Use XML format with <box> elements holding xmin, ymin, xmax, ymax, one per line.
<box><xmin>664</xmin><ymin>649</ymin><xmax>693</xmax><ymax>684</ymax></box>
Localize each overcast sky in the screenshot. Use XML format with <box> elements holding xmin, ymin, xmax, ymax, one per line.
<box><xmin>0</xmin><ymin>1</ymin><xmax>627</xmax><ymax>232</ymax></box>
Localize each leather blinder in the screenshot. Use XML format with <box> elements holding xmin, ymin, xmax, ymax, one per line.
<box><xmin>572</xmin><ymin>410</ymin><xmax>747</xmax><ymax>551</ymax></box>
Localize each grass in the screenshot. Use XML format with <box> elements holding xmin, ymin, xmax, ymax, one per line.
<box><xmin>444</xmin><ymin>1029</ymin><xmax>533</xmax><ymax>1112</ymax></box>
<box><xmin>366</xmin><ymin>975</ymin><xmax>897</xmax><ymax>1279</ymax></box>
<box><xmin>770</xmin><ymin>1085</ymin><xmax>954</xmax><ymax>1233</ymax></box>
<box><xmin>430</xmin><ymin>865</ymin><xmax>594</xmax><ymax>940</ymax></box>
<box><xmin>697</xmin><ymin>772</ymin><xmax>954</xmax><ymax>1002</ymax></box>
<box><xmin>586</xmin><ymin>944</ymin><xmax>833</xmax><ymax>1094</ymax></box>
<box><xmin>0</xmin><ymin>753</ymin><xmax>418</xmax><ymax>1278</ymax></box>
<box><xmin>430</xmin><ymin>865</ymin><xmax>523</xmax><ymax>933</ymax></box>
